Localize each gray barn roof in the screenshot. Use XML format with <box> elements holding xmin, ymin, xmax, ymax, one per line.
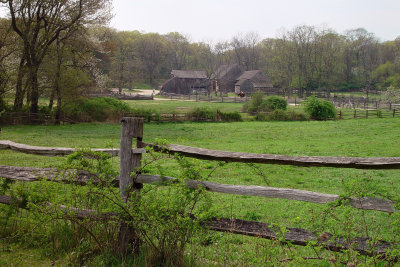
<box><xmin>171</xmin><ymin>70</ymin><xmax>207</xmax><ymax>79</ymax></box>
<box><xmin>212</xmin><ymin>64</ymin><xmax>241</xmax><ymax>79</ymax></box>
<box><xmin>235</xmin><ymin>70</ymin><xmax>262</xmax><ymax>85</ymax></box>
<box><xmin>235</xmin><ymin>70</ymin><xmax>273</xmax><ymax>87</ymax></box>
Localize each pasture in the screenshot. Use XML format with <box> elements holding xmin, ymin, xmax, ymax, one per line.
<box><xmin>123</xmin><ymin>99</ymin><xmax>245</xmax><ymax>114</ymax></box>
<box><xmin>1</xmin><ymin>118</ymin><xmax>400</xmax><ymax>266</ymax></box>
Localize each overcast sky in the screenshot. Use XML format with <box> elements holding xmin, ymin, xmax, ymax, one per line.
<box><xmin>111</xmin><ymin>0</ymin><xmax>400</xmax><ymax>42</ymax></box>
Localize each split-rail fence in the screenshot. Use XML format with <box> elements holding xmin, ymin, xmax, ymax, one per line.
<box><xmin>0</xmin><ymin>117</ymin><xmax>399</xmax><ymax>260</ymax></box>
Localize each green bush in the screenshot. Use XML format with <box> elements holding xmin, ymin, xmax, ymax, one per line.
<box><xmin>255</xmin><ymin>109</ymin><xmax>308</xmax><ymax>121</ymax></box>
<box><xmin>286</xmin><ymin>110</ymin><xmax>309</xmax><ymax>121</ymax></box>
<box><xmin>255</xmin><ymin>110</ymin><xmax>288</xmax><ymax>121</ymax></box>
<box><xmin>187</xmin><ymin>108</ymin><xmax>242</xmax><ymax>122</ymax></box>
<box><xmin>217</xmin><ymin>110</ymin><xmax>242</xmax><ymax>122</ymax></box>
<box><xmin>244</xmin><ymin>91</ymin><xmax>265</xmax><ymax>113</ymax></box>
<box><xmin>63</xmin><ymin>97</ymin><xmax>131</xmax><ymax>122</ymax></box>
<box><xmin>244</xmin><ymin>91</ymin><xmax>287</xmax><ymax>113</ymax></box>
<box><xmin>264</xmin><ymin>96</ymin><xmax>287</xmax><ymax>111</ymax></box>
<box><xmin>130</xmin><ymin>108</ymin><xmax>160</xmax><ymax>122</ymax></box>
<box><xmin>304</xmin><ymin>96</ymin><xmax>336</xmax><ymax>120</ymax></box>
<box><xmin>267</xmin><ymin>109</ymin><xmax>289</xmax><ymax>121</ymax></box>
<box><xmin>187</xmin><ymin>107</ymin><xmax>216</xmax><ymax>121</ymax></box>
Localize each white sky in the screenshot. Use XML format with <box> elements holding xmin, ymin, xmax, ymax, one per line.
<box><xmin>110</xmin><ymin>0</ymin><xmax>400</xmax><ymax>42</ymax></box>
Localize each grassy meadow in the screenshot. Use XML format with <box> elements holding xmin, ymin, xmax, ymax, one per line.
<box><xmin>123</xmin><ymin>99</ymin><xmax>246</xmax><ymax>114</ymax></box>
<box><xmin>1</xmin><ymin>118</ymin><xmax>400</xmax><ymax>265</ymax></box>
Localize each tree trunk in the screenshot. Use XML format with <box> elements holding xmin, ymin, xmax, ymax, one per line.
<box><xmin>25</xmin><ymin>76</ymin><xmax>31</xmax><ymax>107</ymax></box>
<box><xmin>48</xmin><ymin>88</ymin><xmax>55</xmax><ymax>110</ymax></box>
<box><xmin>29</xmin><ymin>66</ymin><xmax>40</xmax><ymax>114</ymax></box>
<box><xmin>54</xmin><ymin>39</ymin><xmax>62</xmax><ymax>125</ymax></box>
<box><xmin>13</xmin><ymin>54</ymin><xmax>26</xmax><ymax>111</ymax></box>
<box><xmin>118</xmin><ymin>61</ymin><xmax>124</xmax><ymax>94</ymax></box>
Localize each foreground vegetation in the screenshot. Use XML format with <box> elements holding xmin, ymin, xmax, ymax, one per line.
<box><xmin>1</xmin><ymin>118</ymin><xmax>400</xmax><ymax>265</ymax></box>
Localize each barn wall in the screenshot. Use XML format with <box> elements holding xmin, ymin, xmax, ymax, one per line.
<box><xmin>240</xmin><ymin>80</ymin><xmax>254</xmax><ymax>94</ymax></box>
<box><xmin>161</xmin><ymin>77</ymin><xmax>208</xmax><ymax>95</ymax></box>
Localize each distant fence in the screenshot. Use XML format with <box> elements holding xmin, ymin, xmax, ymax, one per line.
<box><xmin>337</xmin><ymin>109</ymin><xmax>400</xmax><ymax>119</ymax></box>
<box><xmin>86</xmin><ymin>91</ymin><xmax>153</xmax><ymax>100</ymax></box>
<box><xmin>0</xmin><ymin>112</ymin><xmax>78</xmax><ymax>125</ymax></box>
<box><xmin>160</xmin><ymin>93</ymin><xmax>250</xmax><ymax>103</ymax></box>
<box><xmin>0</xmin><ymin>118</ymin><xmax>399</xmax><ymax>260</ymax></box>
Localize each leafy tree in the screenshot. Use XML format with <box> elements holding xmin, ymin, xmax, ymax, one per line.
<box><xmin>164</xmin><ymin>32</ymin><xmax>191</xmax><ymax>70</ymax></box>
<box><xmin>110</xmin><ymin>31</ymin><xmax>140</xmax><ymax>93</ymax></box>
<box><xmin>1</xmin><ymin>0</ymin><xmax>112</xmax><ymax>113</ymax></box>
<box><xmin>382</xmin><ymin>86</ymin><xmax>400</xmax><ymax>103</ymax></box>
<box><xmin>0</xmin><ymin>18</ymin><xmax>17</xmax><ymax>109</ymax></box>
<box><xmin>304</xmin><ymin>96</ymin><xmax>336</xmax><ymax>120</ymax></box>
<box><xmin>135</xmin><ymin>33</ymin><xmax>167</xmax><ymax>85</ymax></box>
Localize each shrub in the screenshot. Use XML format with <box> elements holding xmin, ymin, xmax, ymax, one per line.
<box><xmin>267</xmin><ymin>109</ymin><xmax>289</xmax><ymax>121</ymax></box>
<box><xmin>255</xmin><ymin>110</ymin><xmax>288</xmax><ymax>121</ymax></box>
<box><xmin>286</xmin><ymin>110</ymin><xmax>309</xmax><ymax>121</ymax></box>
<box><xmin>245</xmin><ymin>91</ymin><xmax>265</xmax><ymax>113</ymax></box>
<box><xmin>376</xmin><ymin>109</ymin><xmax>383</xmax><ymax>118</ymax></box>
<box><xmin>130</xmin><ymin>108</ymin><xmax>160</xmax><ymax>122</ymax></box>
<box><xmin>304</xmin><ymin>96</ymin><xmax>336</xmax><ymax>120</ymax></box>
<box><xmin>187</xmin><ymin>107</ymin><xmax>215</xmax><ymax>121</ymax></box>
<box><xmin>217</xmin><ymin>110</ymin><xmax>242</xmax><ymax>122</ymax></box>
<box><xmin>264</xmin><ymin>96</ymin><xmax>287</xmax><ymax>111</ymax></box>
<box><xmin>187</xmin><ymin>108</ymin><xmax>242</xmax><ymax>122</ymax></box>
<box><xmin>244</xmin><ymin>92</ymin><xmax>287</xmax><ymax>114</ymax></box>
<box><xmin>255</xmin><ymin>110</ymin><xmax>309</xmax><ymax>121</ymax></box>
<box><xmin>63</xmin><ymin>97</ymin><xmax>131</xmax><ymax>122</ymax></box>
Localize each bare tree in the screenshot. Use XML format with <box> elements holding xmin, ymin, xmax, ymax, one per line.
<box><xmin>231</xmin><ymin>32</ymin><xmax>261</xmax><ymax>70</ymax></box>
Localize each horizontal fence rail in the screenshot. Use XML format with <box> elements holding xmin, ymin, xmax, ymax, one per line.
<box><xmin>337</xmin><ymin>109</ymin><xmax>399</xmax><ymax>120</ymax></box>
<box><xmin>3</xmin><ymin>140</ymin><xmax>400</xmax><ymax>169</ymax></box>
<box><xmin>145</xmin><ymin>143</ymin><xmax>400</xmax><ymax>170</ymax></box>
<box><xmin>0</xmin><ymin>140</ymin><xmax>139</xmax><ymax>157</ymax></box>
<box><xmin>0</xmin><ymin>194</ymin><xmax>394</xmax><ymax>258</ymax></box>
<box><xmin>0</xmin><ymin>165</ymin><xmax>396</xmax><ymax>213</ymax></box>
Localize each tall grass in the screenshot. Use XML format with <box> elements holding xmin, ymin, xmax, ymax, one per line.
<box><xmin>1</xmin><ymin>119</ymin><xmax>400</xmax><ymax>265</ymax></box>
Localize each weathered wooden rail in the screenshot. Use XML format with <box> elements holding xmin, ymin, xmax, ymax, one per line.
<box><xmin>0</xmin><ymin>165</ymin><xmax>395</xmax><ymax>213</ymax></box>
<box><xmin>2</xmin><ymin>140</ymin><xmax>400</xmax><ymax>169</ymax></box>
<box><xmin>0</xmin><ymin>194</ymin><xmax>392</xmax><ymax>258</ymax></box>
<box><xmin>0</xmin><ymin>117</ymin><xmax>399</xmax><ymax>260</ymax></box>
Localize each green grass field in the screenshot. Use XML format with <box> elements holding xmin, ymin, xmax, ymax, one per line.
<box><xmin>123</xmin><ymin>99</ymin><xmax>245</xmax><ymax>114</ymax></box>
<box><xmin>1</xmin><ymin>118</ymin><xmax>400</xmax><ymax>265</ymax></box>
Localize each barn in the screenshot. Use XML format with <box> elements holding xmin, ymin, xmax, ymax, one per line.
<box><xmin>160</xmin><ymin>70</ymin><xmax>209</xmax><ymax>95</ymax></box>
<box><xmin>234</xmin><ymin>70</ymin><xmax>273</xmax><ymax>95</ymax></box>
<box><xmin>211</xmin><ymin>64</ymin><xmax>244</xmax><ymax>93</ymax></box>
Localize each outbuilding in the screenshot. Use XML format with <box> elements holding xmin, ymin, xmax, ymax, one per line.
<box><xmin>234</xmin><ymin>70</ymin><xmax>273</xmax><ymax>94</ymax></box>
<box><xmin>160</xmin><ymin>70</ymin><xmax>208</xmax><ymax>95</ymax></box>
<box><xmin>211</xmin><ymin>64</ymin><xmax>244</xmax><ymax>93</ymax></box>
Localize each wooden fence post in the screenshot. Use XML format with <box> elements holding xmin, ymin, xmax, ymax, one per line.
<box><xmin>354</xmin><ymin>109</ymin><xmax>356</xmax><ymax>119</ymax></box>
<box><xmin>119</xmin><ymin>117</ymin><xmax>144</xmax><ymax>254</ymax></box>
<box><xmin>393</xmin><ymin>109</ymin><xmax>396</xmax><ymax>118</ymax></box>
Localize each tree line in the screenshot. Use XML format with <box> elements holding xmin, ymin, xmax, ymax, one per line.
<box><xmin>0</xmin><ymin>1</ymin><xmax>399</xmax><ymax>117</ymax></box>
